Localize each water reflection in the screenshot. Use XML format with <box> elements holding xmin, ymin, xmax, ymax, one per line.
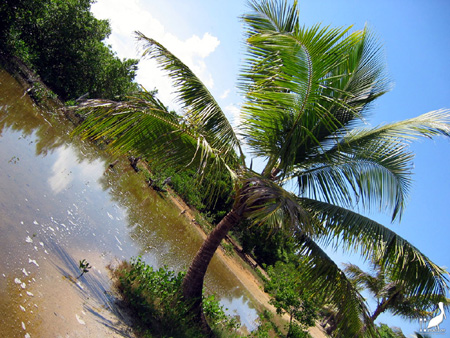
<box><xmin>222</xmin><ymin>294</ymin><xmax>259</xmax><ymax>331</ymax></box>
<box><xmin>48</xmin><ymin>145</ymin><xmax>105</xmax><ymax>194</ymax></box>
<box><xmin>0</xmin><ymin>68</ymin><xmax>259</xmax><ymax>334</ymax></box>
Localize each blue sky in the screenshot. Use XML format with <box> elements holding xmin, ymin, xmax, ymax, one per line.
<box><xmin>92</xmin><ymin>1</ymin><xmax>450</xmax><ymax>335</ymax></box>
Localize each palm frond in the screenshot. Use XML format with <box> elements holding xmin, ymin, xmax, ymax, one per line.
<box><xmin>390</xmin><ymin>295</ymin><xmax>450</xmax><ymax>319</ymax></box>
<box><xmin>289</xmin><ymin>109</ymin><xmax>450</xmax><ymax>221</ymax></box>
<box><xmin>136</xmin><ymin>31</ymin><xmax>244</xmax><ymax>164</ymax></box>
<box><xmin>74</xmin><ymin>89</ymin><xmax>185</xmax><ymax>157</ymax></box>
<box><xmin>241</xmin><ymin>175</ymin><xmax>313</xmax><ymax>234</ymax></box>
<box><xmin>335</xmin><ymin>109</ymin><xmax>450</xmax><ymax>146</ymax></box>
<box><xmin>244</xmin><ymin>0</ymin><xmax>299</xmax><ymax>35</ymax></box>
<box><xmin>73</xmin><ymin>89</ymin><xmax>236</xmax><ymax>193</ymax></box>
<box><xmin>300</xmin><ymin>198</ymin><xmax>450</xmax><ymax>299</ymax></box>
<box><xmin>320</xmin><ymin>26</ymin><xmax>389</xmax><ymax>127</ymax></box>
<box><xmin>240</xmin><ymin>20</ymin><xmax>390</xmax><ymax>178</ymax></box>
<box><xmin>295</xmin><ymin>138</ymin><xmax>413</xmax><ymax>221</ymax></box>
<box><xmin>240</xmin><ymin>24</ymin><xmax>356</xmax><ymax>142</ymax></box>
<box><xmin>295</xmin><ymin>233</ymin><xmax>376</xmax><ymax>336</ymax></box>
<box><xmin>344</xmin><ymin>262</ymin><xmax>450</xmax><ymax>320</ymax></box>
<box><xmin>343</xmin><ymin>262</ymin><xmax>386</xmax><ymax>296</ymax></box>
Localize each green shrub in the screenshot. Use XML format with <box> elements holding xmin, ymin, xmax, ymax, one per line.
<box><xmin>114</xmin><ymin>257</ymin><xmax>240</xmax><ymax>337</ymax></box>
<box><xmin>236</xmin><ymin>221</ymin><xmax>296</xmax><ymax>267</ymax></box>
<box><xmin>203</xmin><ymin>295</ymin><xmax>239</xmax><ymax>332</ymax></box>
<box><xmin>146</xmin><ymin>162</ymin><xmax>233</xmax><ymax>224</ymax></box>
<box><xmin>263</xmin><ymin>261</ymin><xmax>318</xmax><ymax>337</ymax></box>
<box><xmin>247</xmin><ymin>310</ymin><xmax>282</xmax><ymax>338</ymax></box>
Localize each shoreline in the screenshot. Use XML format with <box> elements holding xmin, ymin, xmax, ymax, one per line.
<box><xmin>164</xmin><ymin>186</ymin><xmax>327</xmax><ymax>338</ymax></box>
<box><xmin>1</xmin><ymin>58</ymin><xmax>328</xmax><ymax>338</ymax></box>
<box><xmin>137</xmin><ymin>152</ymin><xmax>327</xmax><ymax>338</ymax></box>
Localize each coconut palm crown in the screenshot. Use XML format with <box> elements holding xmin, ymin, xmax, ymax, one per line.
<box><xmin>344</xmin><ymin>261</ymin><xmax>450</xmax><ymax>333</ymax></box>
<box><xmin>74</xmin><ymin>1</ymin><xmax>450</xmax><ymax>335</ymax></box>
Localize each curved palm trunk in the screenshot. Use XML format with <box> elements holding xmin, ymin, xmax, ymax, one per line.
<box><xmin>358</xmin><ymin>293</ymin><xmax>399</xmax><ymax>336</ymax></box>
<box><xmin>370</xmin><ymin>303</ymin><xmax>385</xmax><ymax>322</ymax></box>
<box><xmin>181</xmin><ymin>207</ymin><xmax>243</xmax><ymax>331</ymax></box>
<box><xmin>370</xmin><ymin>294</ymin><xmax>396</xmax><ymax>322</ymax></box>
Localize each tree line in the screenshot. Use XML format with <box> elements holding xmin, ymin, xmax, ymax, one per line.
<box><xmin>0</xmin><ymin>0</ymin><xmax>139</xmax><ymax>101</ymax></box>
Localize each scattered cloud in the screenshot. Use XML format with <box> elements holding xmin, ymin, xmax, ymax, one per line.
<box><xmin>91</xmin><ymin>0</ymin><xmax>220</xmax><ymax>109</ymax></box>
<box><xmin>220</xmin><ymin>89</ymin><xmax>230</xmax><ymax>99</ymax></box>
<box><xmin>224</xmin><ymin>104</ymin><xmax>241</xmax><ymax>129</ymax></box>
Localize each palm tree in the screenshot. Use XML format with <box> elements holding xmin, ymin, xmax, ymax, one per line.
<box><xmin>343</xmin><ymin>261</ymin><xmax>450</xmax><ymax>334</ymax></box>
<box><xmin>73</xmin><ymin>0</ymin><xmax>450</xmax><ymax>335</ymax></box>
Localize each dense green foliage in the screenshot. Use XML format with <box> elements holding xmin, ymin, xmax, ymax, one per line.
<box><xmin>375</xmin><ymin>324</ymin><xmax>405</xmax><ymax>338</ymax></box>
<box><xmin>115</xmin><ymin>257</ymin><xmax>317</xmax><ymax>338</ymax></box>
<box><xmin>114</xmin><ymin>257</ymin><xmax>240</xmax><ymax>337</ymax></box>
<box><xmin>237</xmin><ymin>222</ymin><xmax>295</xmax><ymax>266</ymax></box>
<box><xmin>147</xmin><ymin>163</ymin><xmax>233</xmax><ymax>225</ymax></box>
<box><xmin>264</xmin><ymin>261</ymin><xmax>318</xmax><ymax>337</ymax></box>
<box><xmin>0</xmin><ymin>0</ymin><xmax>139</xmax><ymax>101</ymax></box>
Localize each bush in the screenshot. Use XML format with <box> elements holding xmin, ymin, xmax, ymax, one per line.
<box><xmin>113</xmin><ymin>257</ymin><xmax>240</xmax><ymax>337</ymax></box>
<box><xmin>146</xmin><ymin>162</ymin><xmax>233</xmax><ymax>225</ymax></box>
<box><xmin>263</xmin><ymin>261</ymin><xmax>318</xmax><ymax>337</ymax></box>
<box><xmin>247</xmin><ymin>310</ymin><xmax>283</xmax><ymax>338</ymax></box>
<box><xmin>236</xmin><ymin>221</ymin><xmax>296</xmax><ymax>267</ymax></box>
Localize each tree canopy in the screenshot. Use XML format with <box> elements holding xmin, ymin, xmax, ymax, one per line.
<box><xmin>0</xmin><ymin>0</ymin><xmax>139</xmax><ymax>101</ymax></box>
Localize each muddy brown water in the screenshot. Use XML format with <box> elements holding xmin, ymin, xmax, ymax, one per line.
<box><xmin>0</xmin><ymin>68</ymin><xmax>258</xmax><ymax>337</ymax></box>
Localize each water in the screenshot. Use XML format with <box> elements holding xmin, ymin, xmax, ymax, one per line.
<box><xmin>0</xmin><ymin>68</ymin><xmax>258</xmax><ymax>337</ymax></box>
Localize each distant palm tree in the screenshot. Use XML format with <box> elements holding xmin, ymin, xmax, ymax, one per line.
<box><xmin>343</xmin><ymin>261</ymin><xmax>450</xmax><ymax>334</ymax></box>
<box><xmin>74</xmin><ymin>0</ymin><xmax>450</xmax><ymax>335</ymax></box>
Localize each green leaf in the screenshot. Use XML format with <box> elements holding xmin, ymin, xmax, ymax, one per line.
<box><xmin>300</xmin><ymin>198</ymin><xmax>450</xmax><ymax>299</ymax></box>
<box><xmin>136</xmin><ymin>31</ymin><xmax>244</xmax><ymax>165</ymax></box>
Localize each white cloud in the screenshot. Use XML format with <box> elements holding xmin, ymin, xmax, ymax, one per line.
<box><xmin>220</xmin><ymin>89</ymin><xmax>230</xmax><ymax>99</ymax></box>
<box><xmin>186</xmin><ymin>33</ymin><xmax>220</xmax><ymax>59</ymax></box>
<box><xmin>224</xmin><ymin>104</ymin><xmax>241</xmax><ymax>129</ymax></box>
<box><xmin>91</xmin><ymin>0</ymin><xmax>220</xmax><ymax>109</ymax></box>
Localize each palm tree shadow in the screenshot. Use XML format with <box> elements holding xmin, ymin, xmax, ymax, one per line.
<box><xmin>83</xmin><ymin>304</ymin><xmax>136</xmax><ymax>338</ymax></box>
<box><xmin>45</xmin><ymin>241</ymin><xmax>135</xmax><ymax>337</ymax></box>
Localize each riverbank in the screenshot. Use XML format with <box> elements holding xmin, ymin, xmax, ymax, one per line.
<box><xmin>0</xmin><ymin>57</ymin><xmax>327</xmax><ymax>338</ymax></box>
<box><xmin>164</xmin><ymin>187</ymin><xmax>327</xmax><ymax>338</ymax></box>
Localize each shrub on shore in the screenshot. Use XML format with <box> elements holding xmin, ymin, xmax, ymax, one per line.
<box><xmin>111</xmin><ymin>257</ymin><xmax>240</xmax><ymax>337</ymax></box>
